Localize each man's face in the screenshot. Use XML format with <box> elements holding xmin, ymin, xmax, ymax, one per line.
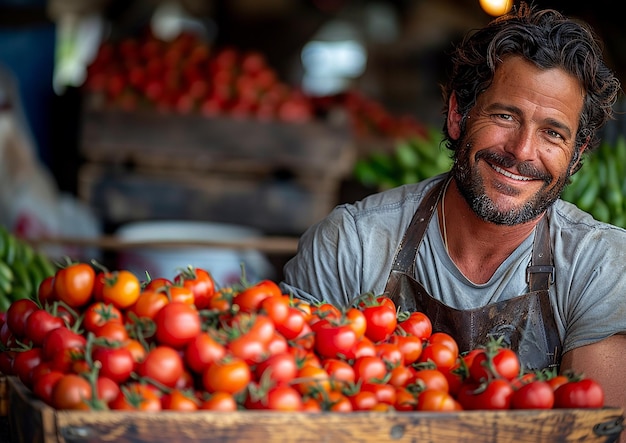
<box><xmin>449</xmin><ymin>56</ymin><xmax>585</xmax><ymax>226</ymax></box>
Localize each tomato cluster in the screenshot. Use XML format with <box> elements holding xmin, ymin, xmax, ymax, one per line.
<box><xmin>0</xmin><ymin>262</ymin><xmax>604</xmax><ymax>412</ymax></box>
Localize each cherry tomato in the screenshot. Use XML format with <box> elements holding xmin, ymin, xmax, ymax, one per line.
<box><xmin>362</xmin><ymin>302</ymin><xmax>397</xmax><ymax>343</ymax></box>
<box><xmin>200</xmin><ymin>391</ymin><xmax>238</xmax><ymax>411</ymax></box>
<box><xmin>101</xmin><ymin>270</ymin><xmax>141</xmax><ymax>309</ymax></box>
<box><xmin>161</xmin><ymin>389</ymin><xmax>199</xmax><ymax>411</ymax></box>
<box><xmin>554</xmin><ymin>378</ymin><xmax>604</xmax><ymax>409</ymax></box>
<box><xmin>457</xmin><ymin>379</ymin><xmax>514</xmax><ymax>410</ymax></box>
<box><xmin>154</xmin><ymin>302</ymin><xmax>201</xmax><ymax>349</ymax></box>
<box><xmin>137</xmin><ymin>346</ymin><xmax>185</xmax><ymax>388</ymax></box>
<box><xmin>184</xmin><ymin>332</ymin><xmax>227</xmax><ymax>374</ymax></box>
<box><xmin>24</xmin><ymin>309</ymin><xmax>64</xmax><ymax>347</ymax></box>
<box><xmin>173</xmin><ymin>266</ymin><xmax>216</xmax><ymax>309</ymax></box>
<box><xmin>37</xmin><ymin>276</ymin><xmax>57</xmax><ymax>306</ymax></box>
<box><xmin>54</xmin><ymin>263</ymin><xmax>96</xmax><ymax>308</ymax></box>
<box><xmin>51</xmin><ymin>373</ymin><xmax>92</xmax><ymax>410</ymax></box>
<box><xmin>417</xmin><ymin>389</ymin><xmax>460</xmax><ymax>411</ymax></box>
<box><xmin>6</xmin><ymin>298</ymin><xmax>38</xmax><ymax>338</ymax></box>
<box><xmin>313</xmin><ymin>320</ymin><xmax>357</xmax><ymax>360</ymax></box>
<box><xmin>352</xmin><ymin>355</ymin><xmax>388</xmax><ymax>384</ymax></box>
<box><xmin>83</xmin><ymin>302</ymin><xmax>123</xmax><ymax>333</ymax></box>
<box><xmin>202</xmin><ymin>356</ymin><xmax>252</xmax><ymax>395</ymax></box>
<box><xmin>469</xmin><ymin>348</ymin><xmax>520</xmax><ymax>382</ymax></box>
<box><xmin>92</xmin><ymin>345</ymin><xmax>135</xmax><ymax>384</ymax></box>
<box><xmin>255</xmin><ymin>351</ymin><xmax>298</xmax><ymax>384</ymax></box>
<box><xmin>233</xmin><ymin>279</ymin><xmax>282</xmax><ymax>313</ymax></box>
<box><xmin>412</xmin><ymin>368</ymin><xmax>450</xmax><ymax>393</ymax></box>
<box><xmin>397</xmin><ymin>311</ymin><xmax>432</xmax><ymax>341</ymax></box>
<box><xmin>109</xmin><ymin>382</ymin><xmax>162</xmax><ymax>411</ymax></box>
<box><xmin>511</xmin><ymin>380</ymin><xmax>555</xmax><ymax>409</ymax></box>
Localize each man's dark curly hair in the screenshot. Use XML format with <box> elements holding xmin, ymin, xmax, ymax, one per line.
<box><xmin>441</xmin><ymin>2</ymin><xmax>621</xmax><ymax>172</ymax></box>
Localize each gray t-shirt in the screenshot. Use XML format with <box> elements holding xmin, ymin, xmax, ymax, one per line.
<box><xmin>281</xmin><ymin>173</ymin><xmax>626</xmax><ymax>354</ymax></box>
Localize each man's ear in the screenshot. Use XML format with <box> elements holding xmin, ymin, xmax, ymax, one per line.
<box><xmin>447</xmin><ymin>92</ymin><xmax>463</xmax><ymax>140</ymax></box>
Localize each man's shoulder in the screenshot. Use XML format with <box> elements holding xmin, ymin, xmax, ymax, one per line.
<box><xmin>550</xmin><ymin>199</ymin><xmax>626</xmax><ymax>241</ymax></box>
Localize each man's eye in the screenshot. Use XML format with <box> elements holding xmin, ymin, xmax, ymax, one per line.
<box><xmin>496</xmin><ymin>114</ymin><xmax>513</xmax><ymax>121</ymax></box>
<box><xmin>546</xmin><ymin>129</ymin><xmax>563</xmax><ymax>140</ymax></box>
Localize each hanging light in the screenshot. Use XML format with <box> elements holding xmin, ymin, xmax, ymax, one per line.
<box><xmin>479</xmin><ymin>0</ymin><xmax>514</xmax><ymax>16</ymax></box>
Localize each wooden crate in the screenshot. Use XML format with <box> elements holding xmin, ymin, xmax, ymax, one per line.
<box><xmin>7</xmin><ymin>376</ymin><xmax>625</xmax><ymax>443</ymax></box>
<box><xmin>78</xmin><ymin>109</ymin><xmax>355</xmax><ymax>235</ymax></box>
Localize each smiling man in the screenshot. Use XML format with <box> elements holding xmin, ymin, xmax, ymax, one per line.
<box><xmin>281</xmin><ymin>1</ymin><xmax>626</xmax><ymax>430</ymax></box>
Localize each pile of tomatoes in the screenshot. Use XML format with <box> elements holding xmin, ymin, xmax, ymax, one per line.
<box><xmin>0</xmin><ymin>261</ymin><xmax>604</xmax><ymax>412</ymax></box>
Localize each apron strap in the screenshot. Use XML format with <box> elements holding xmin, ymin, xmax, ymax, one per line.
<box><xmin>527</xmin><ymin>215</ymin><xmax>554</xmax><ymax>292</ymax></box>
<box><xmin>389</xmin><ymin>176</ymin><xmax>447</xmax><ymax>275</ymax></box>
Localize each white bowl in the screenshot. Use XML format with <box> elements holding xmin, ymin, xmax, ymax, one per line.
<box><xmin>115</xmin><ymin>220</ymin><xmax>274</xmax><ymax>286</ymax></box>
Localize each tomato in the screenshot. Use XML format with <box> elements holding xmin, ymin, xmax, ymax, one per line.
<box><xmin>255</xmin><ymin>351</ymin><xmax>298</xmax><ymax>383</ymax></box>
<box><xmin>397</xmin><ymin>311</ymin><xmax>432</xmax><ymax>341</ymax></box>
<box><xmin>161</xmin><ymin>389</ymin><xmax>199</xmax><ymax>411</ymax></box>
<box><xmin>394</xmin><ymin>386</ymin><xmax>419</xmax><ymax>411</ymax></box>
<box><xmin>42</xmin><ymin>326</ymin><xmax>86</xmax><ymax>361</ymax></box>
<box><xmin>37</xmin><ymin>276</ymin><xmax>57</xmax><ymax>306</ymax></box>
<box><xmin>13</xmin><ymin>347</ymin><xmax>44</xmax><ymax>387</ymax></box>
<box><xmin>389</xmin><ymin>334</ymin><xmax>423</xmax><ymax>365</ymax></box>
<box><xmin>32</xmin><ymin>370</ymin><xmax>64</xmax><ymax>406</ymax></box>
<box><xmin>388</xmin><ymin>364</ymin><xmax>415</xmax><ymax>388</ymax></box>
<box><xmin>554</xmin><ymin>378</ymin><xmax>604</xmax><ymax>409</ymax></box>
<box><xmin>352</xmin><ymin>355</ymin><xmax>388</xmax><ymax>384</ymax></box>
<box><xmin>54</xmin><ymin>262</ymin><xmax>96</xmax><ymax>308</ymax></box>
<box><xmin>184</xmin><ymin>332</ymin><xmax>227</xmax><ymax>374</ymax></box>
<box><xmin>96</xmin><ymin>376</ymin><xmax>120</xmax><ymax>405</ymax></box>
<box><xmin>317</xmin><ymin>390</ymin><xmax>353</xmax><ymax>412</ymax></box>
<box><xmin>233</xmin><ymin>279</ymin><xmax>282</xmax><ymax>312</ymax></box>
<box><xmin>345</xmin><ymin>307</ymin><xmax>367</xmax><ymax>340</ymax></box>
<box><xmin>411</xmin><ymin>368</ymin><xmax>450</xmax><ymax>393</ymax></box>
<box><xmin>295</xmin><ymin>364</ymin><xmax>331</xmax><ymax>396</ymax></box>
<box><xmin>266</xmin><ymin>331</ymin><xmax>288</xmax><ymax>355</ymax></box>
<box><xmin>511</xmin><ymin>380</ymin><xmax>555</xmax><ymax>409</ymax></box>
<box><xmin>349</xmin><ymin>390</ymin><xmax>380</xmax><ymax>411</ymax></box>
<box><xmin>123</xmin><ymin>338</ymin><xmax>146</xmax><ymax>364</ymax></box>
<box><xmin>6</xmin><ymin>298</ymin><xmax>38</xmax><ymax>338</ymax></box>
<box><xmin>24</xmin><ymin>309</ymin><xmax>65</xmax><ymax>347</ymax></box>
<box><xmin>313</xmin><ymin>320</ymin><xmax>357</xmax><ymax>360</ymax></box>
<box><xmin>362</xmin><ymin>302</ymin><xmax>397</xmax><ymax>343</ymax></box>
<box><xmin>137</xmin><ymin>346</ymin><xmax>185</xmax><ymax>388</ymax></box>
<box><xmin>469</xmin><ymin>348</ymin><xmax>520</xmax><ymax>382</ymax></box>
<box><xmin>202</xmin><ymin>356</ymin><xmax>252</xmax><ymax>395</ymax></box>
<box><xmin>166</xmin><ymin>285</ymin><xmax>195</xmax><ymax>305</ymax></box>
<box><xmin>154</xmin><ymin>302</ymin><xmax>201</xmax><ymax>348</ymax></box>
<box><xmin>361</xmin><ymin>382</ymin><xmax>397</xmax><ymax>405</ymax></box>
<box><xmin>274</xmin><ymin>306</ymin><xmax>307</xmax><ymax>340</ymax></box>
<box><xmin>264</xmin><ymin>384</ymin><xmax>304</xmax><ymax>411</ymax></box>
<box><xmin>101</xmin><ymin>270</ymin><xmax>141</xmax><ymax>309</ymax></box>
<box><xmin>428</xmin><ymin>332</ymin><xmax>459</xmax><ymax>356</ymax></box>
<box><xmin>109</xmin><ymin>382</ymin><xmax>162</xmax><ymax>411</ymax></box>
<box><xmin>92</xmin><ymin>345</ymin><xmax>135</xmax><ymax>384</ymax></box>
<box><xmin>173</xmin><ymin>266</ymin><xmax>216</xmax><ymax>309</ymax></box>
<box><xmin>375</xmin><ymin>342</ymin><xmax>404</xmax><ymax>367</ymax></box>
<box><xmin>416</xmin><ymin>389</ymin><xmax>460</xmax><ymax>411</ymax></box>
<box><xmin>94</xmin><ymin>321</ymin><xmax>129</xmax><ymax>343</ymax></box>
<box><xmin>309</xmin><ymin>302</ymin><xmax>341</xmax><ymax>325</ymax></box>
<box><xmin>353</xmin><ymin>335</ymin><xmax>377</xmax><ymax>359</ymax></box>
<box><xmin>547</xmin><ymin>374</ymin><xmax>570</xmax><ymax>391</ymax></box>
<box><xmin>83</xmin><ymin>302</ymin><xmax>123</xmax><ymax>333</ymax></box>
<box><xmin>129</xmin><ymin>290</ymin><xmax>169</xmax><ymax>321</ymax></box>
<box><xmin>418</xmin><ymin>342</ymin><xmax>458</xmax><ymax>371</ymax></box>
<box><xmin>322</xmin><ymin>358</ymin><xmax>356</xmax><ymax>389</ymax></box>
<box><xmin>200</xmin><ymin>391</ymin><xmax>238</xmax><ymax>411</ymax></box>
<box><xmin>142</xmin><ymin>277</ymin><xmax>173</xmax><ymax>292</ymax></box>
<box><xmin>51</xmin><ymin>373</ymin><xmax>92</xmax><ymax>410</ymax></box>
<box><xmin>457</xmin><ymin>379</ymin><xmax>514</xmax><ymax>410</ymax></box>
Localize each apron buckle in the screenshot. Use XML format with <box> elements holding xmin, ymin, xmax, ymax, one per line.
<box><xmin>526</xmin><ymin>265</ymin><xmax>555</xmax><ymax>285</ymax></box>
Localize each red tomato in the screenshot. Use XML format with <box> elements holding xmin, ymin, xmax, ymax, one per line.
<box><xmin>53</xmin><ymin>263</ymin><xmax>96</xmax><ymax>308</ymax></box>
<box><xmin>32</xmin><ymin>370</ymin><xmax>64</xmax><ymax>406</ymax></box>
<box><xmin>313</xmin><ymin>320</ymin><xmax>357</xmax><ymax>360</ymax></box>
<box><xmin>262</xmin><ymin>384</ymin><xmax>304</xmax><ymax>411</ymax></box>
<box><xmin>389</xmin><ymin>334</ymin><xmax>423</xmax><ymax>365</ymax></box>
<box><xmin>41</xmin><ymin>326</ymin><xmax>86</xmax><ymax>361</ymax></box>
<box><xmin>411</xmin><ymin>368</ymin><xmax>450</xmax><ymax>393</ymax></box>
<box><xmin>397</xmin><ymin>311</ymin><xmax>432</xmax><ymax>341</ymax></box>
<box><xmin>469</xmin><ymin>348</ymin><xmax>520</xmax><ymax>382</ymax></box>
<box><xmin>6</xmin><ymin>298</ymin><xmax>38</xmax><ymax>338</ymax></box>
<box><xmin>419</xmin><ymin>342</ymin><xmax>458</xmax><ymax>371</ymax></box>
<box><xmin>51</xmin><ymin>373</ymin><xmax>92</xmax><ymax>410</ymax></box>
<box><xmin>109</xmin><ymin>382</ymin><xmax>161</xmax><ymax>411</ymax></box>
<box><xmin>161</xmin><ymin>389</ymin><xmax>199</xmax><ymax>411</ymax></box>
<box><xmin>349</xmin><ymin>390</ymin><xmax>379</xmax><ymax>411</ymax></box>
<box><xmin>233</xmin><ymin>279</ymin><xmax>282</xmax><ymax>312</ymax></box>
<box><xmin>202</xmin><ymin>356</ymin><xmax>252</xmax><ymax>395</ymax></box>
<box><xmin>83</xmin><ymin>302</ymin><xmax>123</xmax><ymax>333</ymax></box>
<box><xmin>554</xmin><ymin>378</ymin><xmax>604</xmax><ymax>409</ymax></box>
<box><xmin>92</xmin><ymin>346</ymin><xmax>135</xmax><ymax>384</ymax></box>
<box><xmin>37</xmin><ymin>276</ymin><xmax>57</xmax><ymax>306</ymax></box>
<box><xmin>101</xmin><ymin>270</ymin><xmax>141</xmax><ymax>309</ymax></box>
<box><xmin>184</xmin><ymin>332</ymin><xmax>227</xmax><ymax>374</ymax></box>
<box><xmin>511</xmin><ymin>380</ymin><xmax>555</xmax><ymax>409</ymax></box>
<box><xmin>96</xmin><ymin>376</ymin><xmax>120</xmax><ymax>406</ymax></box>
<box><xmin>12</xmin><ymin>347</ymin><xmax>44</xmax><ymax>387</ymax></box>
<box><xmin>154</xmin><ymin>302</ymin><xmax>201</xmax><ymax>348</ymax></box>
<box><xmin>129</xmin><ymin>290</ymin><xmax>169</xmax><ymax>320</ymax></box>
<box><xmin>457</xmin><ymin>379</ymin><xmax>514</xmax><ymax>410</ymax></box>
<box><xmin>362</xmin><ymin>302</ymin><xmax>397</xmax><ymax>343</ymax></box>
<box><xmin>173</xmin><ymin>266</ymin><xmax>216</xmax><ymax>309</ymax></box>
<box><xmin>375</xmin><ymin>342</ymin><xmax>404</xmax><ymax>367</ymax></box>
<box><xmin>137</xmin><ymin>346</ymin><xmax>185</xmax><ymax>388</ymax></box>
<box><xmin>322</xmin><ymin>358</ymin><xmax>356</xmax><ymax>388</ymax></box>
<box><xmin>361</xmin><ymin>382</ymin><xmax>397</xmax><ymax>405</ymax></box>
<box><xmin>94</xmin><ymin>321</ymin><xmax>129</xmax><ymax>343</ymax></box>
<box><xmin>345</xmin><ymin>307</ymin><xmax>367</xmax><ymax>340</ymax></box>
<box><xmin>416</xmin><ymin>389</ymin><xmax>460</xmax><ymax>411</ymax></box>
<box><xmin>395</xmin><ymin>386</ymin><xmax>419</xmax><ymax>411</ymax></box>
<box><xmin>352</xmin><ymin>355</ymin><xmax>388</xmax><ymax>384</ymax></box>
<box><xmin>24</xmin><ymin>309</ymin><xmax>64</xmax><ymax>347</ymax></box>
<box><xmin>255</xmin><ymin>351</ymin><xmax>298</xmax><ymax>383</ymax></box>
<box><xmin>200</xmin><ymin>391</ymin><xmax>238</xmax><ymax>411</ymax></box>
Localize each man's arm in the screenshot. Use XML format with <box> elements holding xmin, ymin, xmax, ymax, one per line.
<box><xmin>560</xmin><ymin>334</ymin><xmax>626</xmax><ymax>443</ymax></box>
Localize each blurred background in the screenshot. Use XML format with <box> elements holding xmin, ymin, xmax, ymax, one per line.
<box><xmin>0</xmin><ymin>0</ymin><xmax>624</xmax><ymax>283</ymax></box>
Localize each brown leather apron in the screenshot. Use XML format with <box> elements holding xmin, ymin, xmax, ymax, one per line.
<box><xmin>383</xmin><ymin>177</ymin><xmax>562</xmax><ymax>371</ymax></box>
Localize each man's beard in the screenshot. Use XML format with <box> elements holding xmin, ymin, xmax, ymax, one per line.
<box><xmin>450</xmin><ymin>139</ymin><xmax>573</xmax><ymax>226</ymax></box>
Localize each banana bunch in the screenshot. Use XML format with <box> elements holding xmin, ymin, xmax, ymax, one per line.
<box><xmin>0</xmin><ymin>225</ymin><xmax>57</xmax><ymax>311</ymax></box>
<box><xmin>353</xmin><ymin>127</ymin><xmax>453</xmax><ymax>190</ymax></box>
<box><xmin>561</xmin><ymin>135</ymin><xmax>626</xmax><ymax>229</ymax></box>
